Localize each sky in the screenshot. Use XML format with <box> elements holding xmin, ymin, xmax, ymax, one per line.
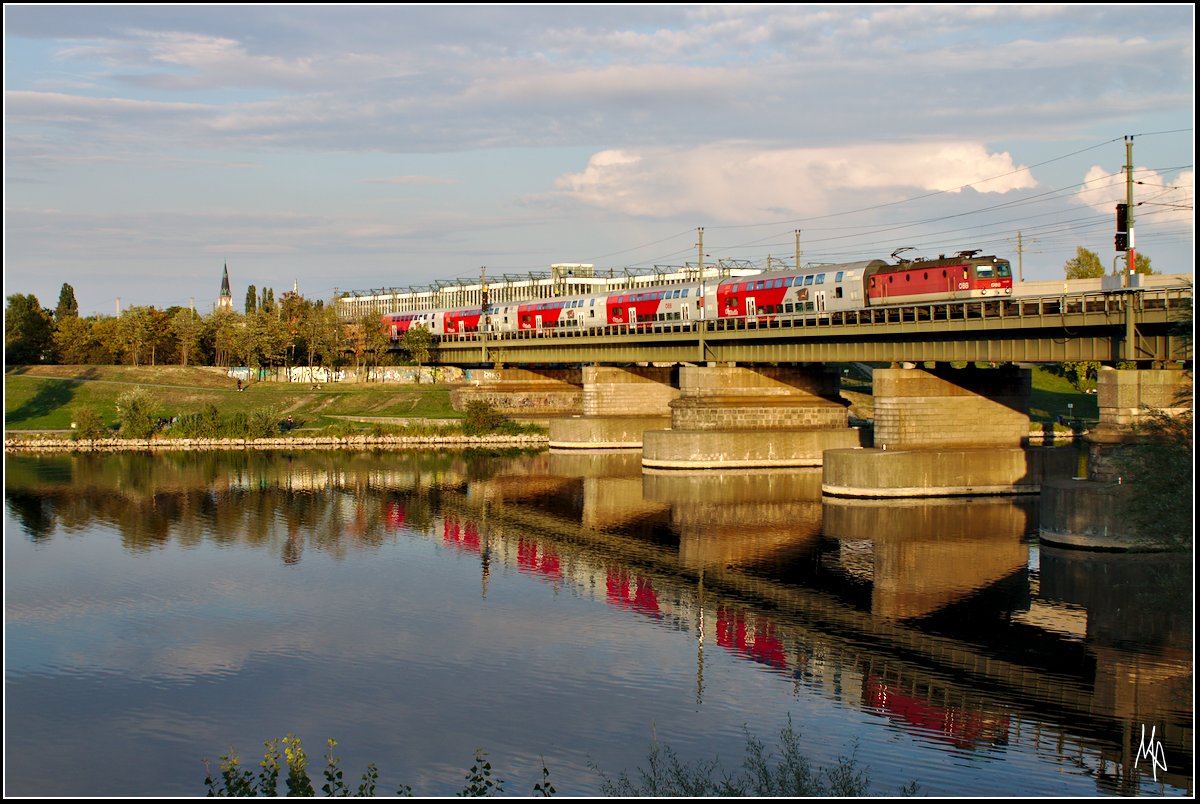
<box><xmin>4</xmin><ymin>4</ymin><xmax>1194</xmax><ymax>317</ymax></box>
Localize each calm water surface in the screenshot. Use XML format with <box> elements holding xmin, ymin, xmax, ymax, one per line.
<box><xmin>4</xmin><ymin>449</ymin><xmax>1192</xmax><ymax>796</ymax></box>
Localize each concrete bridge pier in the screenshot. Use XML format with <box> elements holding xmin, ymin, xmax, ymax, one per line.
<box><xmin>548</xmin><ymin>366</ymin><xmax>679</xmax><ymax>448</ymax></box>
<box><xmin>641</xmin><ymin>365</ymin><xmax>866</xmax><ymax>469</ymax></box>
<box><xmin>823</xmin><ymin>365</ymin><xmax>1053</xmax><ymax>497</ymax></box>
<box><xmin>1040</xmin><ymin>367</ymin><xmax>1191</xmax><ymax>550</ymax></box>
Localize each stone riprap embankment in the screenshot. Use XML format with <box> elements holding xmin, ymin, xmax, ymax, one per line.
<box><xmin>4</xmin><ymin>434</ymin><xmax>550</xmax><ymax>453</ymax></box>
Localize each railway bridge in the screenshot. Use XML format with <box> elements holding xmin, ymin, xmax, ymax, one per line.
<box><xmin>422</xmin><ymin>285</ymin><xmax>1191</xmax><ymax>510</ymax></box>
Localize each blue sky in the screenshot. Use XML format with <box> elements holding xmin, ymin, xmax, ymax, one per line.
<box><xmin>4</xmin><ymin>4</ymin><xmax>1194</xmax><ymax>316</ymax></box>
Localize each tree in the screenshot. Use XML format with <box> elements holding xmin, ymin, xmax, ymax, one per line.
<box><xmin>401</xmin><ymin>326</ymin><xmax>434</xmax><ymax>381</ymax></box>
<box><xmin>5</xmin><ymin>293</ymin><xmax>55</xmax><ymax>365</ymax></box>
<box><xmin>117</xmin><ymin>306</ymin><xmax>156</xmax><ymax>366</ymax></box>
<box><xmin>171</xmin><ymin>308</ymin><xmax>204</xmax><ymax>367</ymax></box>
<box><xmin>56</xmin><ymin>283</ymin><xmax>79</xmax><ymax>321</ymax></box>
<box><xmin>90</xmin><ymin>316</ymin><xmax>125</xmax><ymax>364</ymax></box>
<box><xmin>53</xmin><ymin>315</ymin><xmax>98</xmax><ymax>365</ymax></box>
<box><xmin>245</xmin><ymin>285</ymin><xmax>258</xmax><ymax>315</ymax></box>
<box><xmin>1064</xmin><ymin>247</ymin><xmax>1104</xmax><ymax>279</ymax></box>
<box><xmin>298</xmin><ymin>301</ymin><xmax>341</xmax><ymax>374</ymax></box>
<box><xmin>1131</xmin><ymin>252</ymin><xmax>1154</xmax><ymax>275</ymax></box>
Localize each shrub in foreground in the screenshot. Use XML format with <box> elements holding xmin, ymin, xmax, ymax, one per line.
<box><xmin>204</xmin><ymin>722</ymin><xmax>917</xmax><ymax>797</ymax></box>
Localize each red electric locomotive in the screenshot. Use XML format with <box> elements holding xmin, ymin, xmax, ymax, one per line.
<box><xmin>864</xmin><ymin>250</ymin><xmax>1013</xmax><ymax>305</ymax></box>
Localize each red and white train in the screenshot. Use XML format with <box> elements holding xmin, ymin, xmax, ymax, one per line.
<box><xmin>384</xmin><ymin>250</ymin><xmax>1013</xmax><ymax>340</ymax></box>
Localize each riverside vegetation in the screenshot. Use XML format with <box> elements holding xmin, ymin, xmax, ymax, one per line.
<box><xmin>203</xmin><ymin>721</ymin><xmax>920</xmax><ymax>797</ymax></box>
<box><xmin>4</xmin><ymin>365</ymin><xmax>542</xmax><ymax>444</ymax></box>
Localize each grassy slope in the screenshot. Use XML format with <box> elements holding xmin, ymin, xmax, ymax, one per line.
<box><xmin>4</xmin><ymin>365</ymin><xmax>460</xmax><ymax>431</ymax></box>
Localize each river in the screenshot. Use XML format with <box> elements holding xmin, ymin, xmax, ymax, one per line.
<box><xmin>3</xmin><ymin>449</ymin><xmax>1192</xmax><ymax>796</ymax></box>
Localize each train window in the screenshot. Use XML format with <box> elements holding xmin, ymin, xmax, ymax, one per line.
<box><xmin>962</xmin><ymin>268</ymin><xmax>968</xmax><ymax>279</ymax></box>
<box><xmin>816</xmin><ymin>274</ymin><xmax>825</xmax><ymax>284</ymax></box>
<box><xmin>923</xmin><ymin>272</ymin><xmax>928</xmax><ymax>280</ymax></box>
<box><xmin>835</xmin><ymin>287</ymin><xmax>843</xmax><ymax>298</ymax></box>
<box><xmin>943</xmin><ymin>270</ymin><xmax>948</xmax><ymax>278</ymax></box>
<box><xmin>906</xmin><ymin>274</ymin><xmax>911</xmax><ymax>282</ymax></box>
<box><xmin>804</xmin><ymin>275</ymin><xmax>814</xmax><ymax>286</ymax></box>
<box><xmin>785</xmin><ymin>303</ymin><xmax>793</xmax><ymax>313</ymax></box>
<box><xmin>997</xmin><ymin>263</ymin><xmax>1012</xmax><ymax>277</ymax></box>
<box><xmin>976</xmin><ymin>266</ymin><xmax>993</xmax><ymax>278</ymax></box>
<box><xmin>835</xmin><ymin>271</ymin><xmax>844</xmax><ymax>282</ymax></box>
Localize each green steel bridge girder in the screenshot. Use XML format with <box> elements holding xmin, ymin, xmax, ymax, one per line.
<box><xmin>420</xmin><ymin>289</ymin><xmax>1194</xmax><ymax>367</ymax></box>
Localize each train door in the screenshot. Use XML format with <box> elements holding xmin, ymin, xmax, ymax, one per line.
<box><xmin>746</xmin><ymin>298</ymin><xmax>757</xmax><ymax>317</ymax></box>
<box><xmin>535</xmin><ymin>314</ymin><xmax>543</xmax><ymax>331</ymax></box>
<box><xmin>681</xmin><ymin>301</ymin><xmax>690</xmax><ymax>321</ymax></box>
<box><xmin>815</xmin><ymin>291</ymin><xmax>827</xmax><ymax>314</ymax></box>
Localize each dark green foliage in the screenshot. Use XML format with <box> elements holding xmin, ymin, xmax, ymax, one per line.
<box><xmin>1048</xmin><ymin>361</ymin><xmax>1099</xmax><ymax>393</ymax></box>
<box><xmin>1114</xmin><ymin>405</ymin><xmax>1193</xmax><ymax>550</ymax></box>
<box><xmin>204</xmin><ymin>725</ymin><xmax>915</xmax><ymax>797</ymax></box>
<box><xmin>459</xmin><ymin>749</ymin><xmax>504</xmax><ymax>797</ymax></box>
<box><xmin>594</xmin><ymin>718</ymin><xmax>916</xmax><ymax>797</ymax></box>
<box><xmin>247</xmin><ymin>407</ymin><xmax>281</xmax><ymax>439</ymax></box>
<box><xmin>71</xmin><ymin>407</ymin><xmax>108</xmax><ymax>440</ymax></box>
<box><xmin>6</xmin><ymin>293</ymin><xmax>55</xmax><ymax>364</ymax></box>
<box><xmin>56</xmin><ymin>283</ymin><xmax>79</xmax><ymax>321</ymax></box>
<box><xmin>533</xmin><ymin>759</ymin><xmax>555</xmax><ymax>798</ymax></box>
<box><xmin>116</xmin><ymin>389</ymin><xmax>157</xmax><ymax>439</ymax></box>
<box><xmin>461</xmin><ymin>400</ymin><xmax>509</xmax><ymax>435</ymax></box>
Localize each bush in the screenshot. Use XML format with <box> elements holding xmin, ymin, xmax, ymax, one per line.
<box><xmin>247</xmin><ymin>407</ymin><xmax>280</xmax><ymax>439</ymax></box>
<box><xmin>462</xmin><ymin>400</ymin><xmax>509</xmax><ymax>436</ymax></box>
<box><xmin>204</xmin><ymin>722</ymin><xmax>916</xmax><ymax>797</ymax></box>
<box><xmin>115</xmin><ymin>389</ymin><xmax>157</xmax><ymax>439</ymax></box>
<box><xmin>71</xmin><ymin>407</ymin><xmax>108</xmax><ymax>440</ymax></box>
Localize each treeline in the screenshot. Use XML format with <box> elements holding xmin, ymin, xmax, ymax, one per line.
<box><xmin>4</xmin><ymin>283</ymin><xmax>416</xmax><ymax>379</ymax></box>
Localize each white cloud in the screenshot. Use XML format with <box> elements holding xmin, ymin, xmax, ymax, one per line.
<box><xmin>1075</xmin><ymin>165</ymin><xmax>1195</xmax><ymax>226</ymax></box>
<box><xmin>555</xmin><ymin>142</ymin><xmax>1036</xmax><ymax>221</ymax></box>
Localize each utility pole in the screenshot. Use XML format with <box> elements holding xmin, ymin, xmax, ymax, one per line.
<box><xmin>697</xmin><ymin>227</ymin><xmax>706</xmax><ymax>363</ymax></box>
<box><xmin>1016</xmin><ymin>232</ymin><xmax>1024</xmax><ymax>283</ymax></box>
<box><xmin>794</xmin><ymin>229</ymin><xmax>801</xmax><ymax>269</ymax></box>
<box><xmin>116</xmin><ymin>297</ymin><xmax>121</xmax><ymax>318</ymax></box>
<box><xmin>1124</xmin><ymin>135</ymin><xmax>1136</xmax><ymax>285</ymax></box>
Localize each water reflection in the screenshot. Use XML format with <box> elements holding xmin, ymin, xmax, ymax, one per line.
<box><xmin>4</xmin><ymin>450</ymin><xmax>1192</xmax><ymax>797</ymax></box>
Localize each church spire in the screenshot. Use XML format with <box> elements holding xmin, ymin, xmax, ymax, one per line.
<box><xmin>218</xmin><ymin>262</ymin><xmax>233</xmax><ymax>311</ymax></box>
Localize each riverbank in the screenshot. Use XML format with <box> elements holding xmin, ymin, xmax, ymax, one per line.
<box><xmin>4</xmin><ymin>432</ymin><xmax>550</xmax><ymax>453</ymax></box>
